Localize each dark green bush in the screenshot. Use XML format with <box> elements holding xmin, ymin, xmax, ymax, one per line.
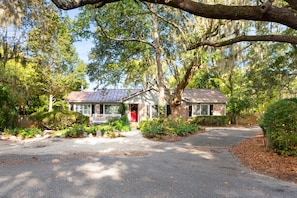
<box><xmin>259</xmin><ymin>98</ymin><xmax>297</xmax><ymax>156</ymax></box>
<box><xmin>140</xmin><ymin>117</ymin><xmax>200</xmax><ymax>139</ymax></box>
<box><xmin>4</xmin><ymin>128</ymin><xmax>42</xmax><ymax>139</ymax></box>
<box><xmin>108</xmin><ymin>115</ymin><xmax>131</xmax><ymax>132</ymax></box>
<box><xmin>140</xmin><ymin>118</ymin><xmax>167</xmax><ymax>139</ymax></box>
<box><xmin>65</xmin><ymin>124</ymin><xmax>85</xmax><ymax>138</ymax></box>
<box><xmin>0</xmin><ymin>86</ymin><xmax>18</xmax><ymax>130</ymax></box>
<box><xmin>30</xmin><ymin>110</ymin><xmax>89</xmax><ymax>130</ymax></box>
<box><xmin>190</xmin><ymin>116</ymin><xmax>227</xmax><ymax>126</ymax></box>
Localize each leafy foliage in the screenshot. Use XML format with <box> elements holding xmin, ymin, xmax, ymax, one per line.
<box><xmin>3</xmin><ymin>128</ymin><xmax>42</xmax><ymax>139</ymax></box>
<box><xmin>259</xmin><ymin>98</ymin><xmax>297</xmax><ymax>156</ymax></box>
<box><xmin>29</xmin><ymin>110</ymin><xmax>89</xmax><ymax>130</ymax></box>
<box><xmin>107</xmin><ymin>115</ymin><xmax>131</xmax><ymax>132</ymax></box>
<box><xmin>190</xmin><ymin>116</ymin><xmax>227</xmax><ymax>126</ymax></box>
<box><xmin>227</xmin><ymin>96</ymin><xmax>252</xmax><ymax>124</ymax></box>
<box><xmin>64</xmin><ymin>124</ymin><xmax>85</xmax><ymax>138</ymax></box>
<box><xmin>0</xmin><ymin>86</ymin><xmax>18</xmax><ymax>130</ymax></box>
<box><xmin>140</xmin><ymin>117</ymin><xmax>200</xmax><ymax>139</ymax></box>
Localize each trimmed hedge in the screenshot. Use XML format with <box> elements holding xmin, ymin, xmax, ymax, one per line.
<box><xmin>190</xmin><ymin>116</ymin><xmax>227</xmax><ymax>126</ymax></box>
<box><xmin>140</xmin><ymin>117</ymin><xmax>200</xmax><ymax>139</ymax></box>
<box><xmin>29</xmin><ymin>110</ymin><xmax>89</xmax><ymax>130</ymax></box>
<box><xmin>259</xmin><ymin>98</ymin><xmax>297</xmax><ymax>156</ymax></box>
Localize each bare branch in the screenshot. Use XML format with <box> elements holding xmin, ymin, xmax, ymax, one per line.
<box><xmin>187</xmin><ymin>35</ymin><xmax>297</xmax><ymax>50</ymax></box>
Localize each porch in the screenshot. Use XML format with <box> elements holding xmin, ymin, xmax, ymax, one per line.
<box><xmin>91</xmin><ymin>114</ymin><xmax>121</xmax><ymax>125</ymax></box>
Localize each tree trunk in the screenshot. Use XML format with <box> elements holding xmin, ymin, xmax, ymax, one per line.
<box><xmin>169</xmin><ymin>51</ymin><xmax>202</xmax><ymax>119</ymax></box>
<box><xmin>169</xmin><ymin>100</ymin><xmax>182</xmax><ymax>119</ymax></box>
<box><xmin>151</xmin><ymin>4</ymin><xmax>165</xmax><ymax>118</ymax></box>
<box><xmin>49</xmin><ymin>94</ymin><xmax>54</xmax><ymax>112</ymax></box>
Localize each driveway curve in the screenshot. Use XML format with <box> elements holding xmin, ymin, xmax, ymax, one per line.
<box><xmin>0</xmin><ymin>127</ymin><xmax>296</xmax><ymax>198</ymax></box>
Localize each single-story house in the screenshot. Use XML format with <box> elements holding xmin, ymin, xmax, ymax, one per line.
<box><xmin>65</xmin><ymin>88</ymin><xmax>228</xmax><ymax>124</ymax></box>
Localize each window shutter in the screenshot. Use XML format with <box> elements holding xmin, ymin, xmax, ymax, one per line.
<box><xmin>100</xmin><ymin>104</ymin><xmax>103</xmax><ymax>114</ymax></box>
<box><xmin>189</xmin><ymin>105</ymin><xmax>192</xmax><ymax>117</ymax></box>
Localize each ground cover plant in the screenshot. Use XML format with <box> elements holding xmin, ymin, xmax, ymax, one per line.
<box><xmin>259</xmin><ymin>98</ymin><xmax>297</xmax><ymax>156</ymax></box>
<box><xmin>107</xmin><ymin>115</ymin><xmax>131</xmax><ymax>132</ymax></box>
<box><xmin>55</xmin><ymin>116</ymin><xmax>132</xmax><ymax>138</ymax></box>
<box><xmin>3</xmin><ymin>128</ymin><xmax>42</xmax><ymax>139</ymax></box>
<box><xmin>139</xmin><ymin>117</ymin><xmax>201</xmax><ymax>139</ymax></box>
<box><xmin>60</xmin><ymin>124</ymin><xmax>115</xmax><ymax>138</ymax></box>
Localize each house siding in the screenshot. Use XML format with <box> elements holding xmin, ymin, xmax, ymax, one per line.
<box><xmin>123</xmin><ymin>90</ymin><xmax>159</xmax><ymax>105</ymax></box>
<box><xmin>138</xmin><ymin>104</ymin><xmax>146</xmax><ymax>122</ymax></box>
<box><xmin>66</xmin><ymin>88</ymin><xmax>228</xmax><ymax>123</ymax></box>
<box><xmin>213</xmin><ymin>104</ymin><xmax>226</xmax><ymax>116</ymax></box>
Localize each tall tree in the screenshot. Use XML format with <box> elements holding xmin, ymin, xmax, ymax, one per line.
<box><xmin>27</xmin><ymin>7</ymin><xmax>87</xmax><ymax>111</ymax></box>
<box><xmin>51</xmin><ymin>0</ymin><xmax>297</xmax><ymax>45</ymax></box>
<box><xmin>76</xmin><ymin>0</ymin><xmax>227</xmax><ymax>118</ymax></box>
<box><xmin>1</xmin><ymin>1</ymin><xmax>87</xmax><ymax>114</ymax></box>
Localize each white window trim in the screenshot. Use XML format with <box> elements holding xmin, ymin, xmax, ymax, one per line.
<box><xmin>192</xmin><ymin>104</ymin><xmax>211</xmax><ymax>116</ymax></box>
<box><xmin>103</xmin><ymin>104</ymin><xmax>120</xmax><ymax>115</ymax></box>
<box><xmin>73</xmin><ymin>104</ymin><xmax>92</xmax><ymax>116</ymax></box>
<box><xmin>146</xmin><ymin>104</ymin><xmax>159</xmax><ymax>119</ymax></box>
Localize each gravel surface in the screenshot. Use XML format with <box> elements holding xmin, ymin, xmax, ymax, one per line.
<box><xmin>0</xmin><ymin>127</ymin><xmax>297</xmax><ymax>198</ymax></box>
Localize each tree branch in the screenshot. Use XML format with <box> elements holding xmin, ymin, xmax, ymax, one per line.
<box><xmin>285</xmin><ymin>0</ymin><xmax>297</xmax><ymax>10</ymax></box>
<box><xmin>95</xmin><ymin>19</ymin><xmax>156</xmax><ymax>49</ymax></box>
<box><xmin>187</xmin><ymin>35</ymin><xmax>297</xmax><ymax>50</ymax></box>
<box><xmin>51</xmin><ymin>0</ymin><xmax>297</xmax><ymax>30</ymax></box>
<box><xmin>144</xmin><ymin>3</ymin><xmax>188</xmax><ymax>50</ymax></box>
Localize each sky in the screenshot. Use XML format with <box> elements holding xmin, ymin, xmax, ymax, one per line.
<box><xmin>63</xmin><ymin>9</ymin><xmax>97</xmax><ymax>90</ymax></box>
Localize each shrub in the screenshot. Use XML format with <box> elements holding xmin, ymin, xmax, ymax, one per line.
<box><xmin>30</xmin><ymin>110</ymin><xmax>89</xmax><ymax>130</ymax></box>
<box><xmin>3</xmin><ymin>128</ymin><xmax>42</xmax><ymax>139</ymax></box>
<box><xmin>84</xmin><ymin>125</ymin><xmax>97</xmax><ymax>135</ymax></box>
<box><xmin>259</xmin><ymin>98</ymin><xmax>297</xmax><ymax>155</ymax></box>
<box><xmin>108</xmin><ymin>115</ymin><xmax>131</xmax><ymax>132</ymax></box>
<box><xmin>65</xmin><ymin>124</ymin><xmax>85</xmax><ymax>138</ymax></box>
<box><xmin>140</xmin><ymin>118</ymin><xmax>167</xmax><ymax>139</ymax></box>
<box><xmin>3</xmin><ymin>128</ymin><xmax>19</xmax><ymax>136</ymax></box>
<box><xmin>140</xmin><ymin>117</ymin><xmax>200</xmax><ymax>139</ymax></box>
<box><xmin>0</xmin><ymin>86</ymin><xmax>18</xmax><ymax>130</ymax></box>
<box><xmin>190</xmin><ymin>116</ymin><xmax>227</xmax><ymax>126</ymax></box>
<box><xmin>18</xmin><ymin>128</ymin><xmax>42</xmax><ymax>139</ymax></box>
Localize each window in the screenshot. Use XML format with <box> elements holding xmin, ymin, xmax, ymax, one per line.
<box><xmin>147</xmin><ymin>105</ymin><xmax>159</xmax><ymax>119</ymax></box>
<box><xmin>201</xmin><ymin>104</ymin><xmax>209</xmax><ymax>115</ymax></box>
<box><xmin>192</xmin><ymin>105</ymin><xmax>201</xmax><ymax>116</ymax></box>
<box><xmin>75</xmin><ymin>104</ymin><xmax>91</xmax><ymax>116</ymax></box>
<box><xmin>191</xmin><ymin>104</ymin><xmax>212</xmax><ymax>116</ymax></box>
<box><xmin>104</xmin><ymin>105</ymin><xmax>120</xmax><ymax>114</ymax></box>
<box><xmin>152</xmin><ymin>105</ymin><xmax>159</xmax><ymax>118</ymax></box>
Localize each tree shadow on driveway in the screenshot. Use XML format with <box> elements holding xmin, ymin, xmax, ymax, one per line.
<box><xmin>0</xmin><ymin>127</ymin><xmax>296</xmax><ymax>198</ymax></box>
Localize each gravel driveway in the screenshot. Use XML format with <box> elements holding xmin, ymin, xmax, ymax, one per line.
<box><xmin>0</xmin><ymin>127</ymin><xmax>296</xmax><ymax>198</ymax></box>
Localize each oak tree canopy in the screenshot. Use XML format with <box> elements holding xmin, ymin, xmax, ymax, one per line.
<box><xmin>50</xmin><ymin>0</ymin><xmax>297</xmax><ymax>47</ymax></box>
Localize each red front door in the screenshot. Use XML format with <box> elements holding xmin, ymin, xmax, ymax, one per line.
<box><xmin>130</xmin><ymin>104</ymin><xmax>138</xmax><ymax>122</ymax></box>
